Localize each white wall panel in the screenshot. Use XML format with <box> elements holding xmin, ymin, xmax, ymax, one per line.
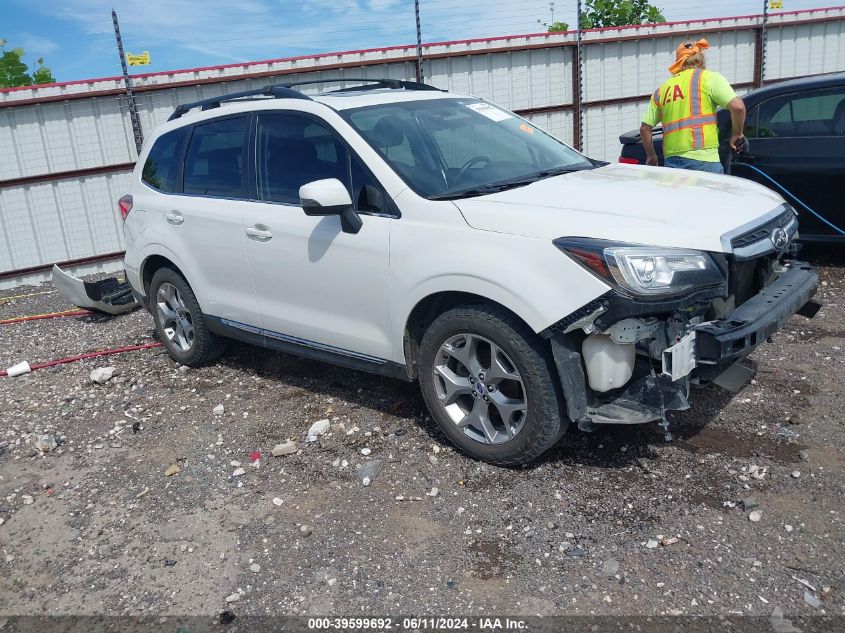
<box><xmin>0</xmin><ymin>172</ymin><xmax>131</xmax><ymax>272</ymax></box>
<box><xmin>428</xmin><ymin>47</ymin><xmax>572</xmax><ymax>110</ymax></box>
<box><xmin>0</xmin><ymin>98</ymin><xmax>134</xmax><ymax>181</ymax></box>
<box><xmin>765</xmin><ymin>20</ymin><xmax>845</xmax><ymax>80</ymax></box>
<box><xmin>583</xmin><ymin>100</ymin><xmax>650</xmax><ymax>163</ymax></box>
<box><xmin>583</xmin><ymin>29</ymin><xmax>756</xmax><ymax>103</ymax></box>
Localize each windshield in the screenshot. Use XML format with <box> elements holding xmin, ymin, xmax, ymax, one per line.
<box><xmin>339</xmin><ymin>97</ymin><xmax>594</xmax><ymax>199</ymax></box>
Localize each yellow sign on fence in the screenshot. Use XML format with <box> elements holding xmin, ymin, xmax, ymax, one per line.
<box><xmin>770</xmin><ymin>1</ymin><xmax>783</xmax><ymax>9</ymax></box>
<box><xmin>126</xmin><ymin>51</ymin><xmax>151</xmax><ymax>66</ymax></box>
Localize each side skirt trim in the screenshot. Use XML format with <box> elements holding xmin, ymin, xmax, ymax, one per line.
<box><xmin>206</xmin><ymin>315</ymin><xmax>412</xmax><ymax>382</ymax></box>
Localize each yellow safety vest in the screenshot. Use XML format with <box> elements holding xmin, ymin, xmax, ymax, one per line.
<box><xmin>653</xmin><ymin>68</ymin><xmax>719</xmax><ymax>157</ymax></box>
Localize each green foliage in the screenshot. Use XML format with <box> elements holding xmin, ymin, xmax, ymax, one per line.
<box><xmin>0</xmin><ymin>39</ymin><xmax>56</xmax><ymax>88</ymax></box>
<box><xmin>538</xmin><ymin>19</ymin><xmax>570</xmax><ymax>33</ymax></box>
<box><xmin>142</xmin><ymin>159</ymin><xmax>162</xmax><ymax>190</ymax></box>
<box><xmin>579</xmin><ymin>0</ymin><xmax>665</xmax><ymax>29</ymax></box>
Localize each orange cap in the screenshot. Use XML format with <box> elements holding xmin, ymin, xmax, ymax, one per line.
<box><xmin>669</xmin><ymin>38</ymin><xmax>710</xmax><ymax>75</ymax></box>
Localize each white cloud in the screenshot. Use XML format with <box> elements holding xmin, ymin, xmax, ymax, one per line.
<box><xmin>17</xmin><ymin>33</ymin><xmax>60</xmax><ymax>57</ymax></box>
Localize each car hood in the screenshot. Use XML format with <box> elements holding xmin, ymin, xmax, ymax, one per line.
<box><xmin>454</xmin><ymin>163</ymin><xmax>786</xmax><ymax>252</ymax></box>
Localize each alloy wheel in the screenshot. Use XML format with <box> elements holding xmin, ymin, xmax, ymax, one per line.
<box><xmin>156</xmin><ymin>282</ymin><xmax>194</xmax><ymax>352</ymax></box>
<box><xmin>432</xmin><ymin>333</ymin><xmax>527</xmax><ymax>445</ymax></box>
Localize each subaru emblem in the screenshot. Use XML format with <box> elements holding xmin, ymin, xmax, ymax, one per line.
<box><xmin>771</xmin><ymin>227</ymin><xmax>789</xmax><ymax>249</ymax></box>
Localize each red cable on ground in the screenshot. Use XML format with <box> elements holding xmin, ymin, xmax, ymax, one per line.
<box><xmin>0</xmin><ymin>309</ymin><xmax>91</xmax><ymax>325</ymax></box>
<box><xmin>0</xmin><ymin>342</ymin><xmax>163</xmax><ymax>377</ymax></box>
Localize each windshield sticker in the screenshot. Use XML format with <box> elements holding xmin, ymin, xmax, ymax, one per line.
<box><xmin>467</xmin><ymin>102</ymin><xmax>512</xmax><ymax>122</ymax></box>
<box><xmin>519</xmin><ymin>123</ymin><xmax>534</xmax><ymax>134</ymax></box>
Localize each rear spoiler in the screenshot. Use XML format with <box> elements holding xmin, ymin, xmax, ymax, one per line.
<box><xmin>619</xmin><ymin>127</ymin><xmax>663</xmax><ymax>144</ymax></box>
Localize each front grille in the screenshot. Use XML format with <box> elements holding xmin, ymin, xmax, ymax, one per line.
<box><xmin>730</xmin><ymin>207</ymin><xmax>794</xmax><ymax>250</ymax></box>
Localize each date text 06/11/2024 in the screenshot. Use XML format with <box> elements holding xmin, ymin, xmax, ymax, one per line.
<box><xmin>306</xmin><ymin>617</ymin><xmax>529</xmax><ymax>630</ymax></box>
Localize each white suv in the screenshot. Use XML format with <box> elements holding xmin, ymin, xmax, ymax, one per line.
<box><xmin>122</xmin><ymin>79</ymin><xmax>819</xmax><ymax>465</ymax></box>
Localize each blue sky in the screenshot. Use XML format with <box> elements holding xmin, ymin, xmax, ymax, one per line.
<box><xmin>1</xmin><ymin>0</ymin><xmax>832</xmax><ymax>84</ymax></box>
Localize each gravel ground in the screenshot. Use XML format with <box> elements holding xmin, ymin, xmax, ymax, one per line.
<box><xmin>0</xmin><ymin>253</ymin><xmax>843</xmax><ymax>628</ymax></box>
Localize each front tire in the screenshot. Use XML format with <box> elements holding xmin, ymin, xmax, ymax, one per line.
<box><xmin>418</xmin><ymin>303</ymin><xmax>566</xmax><ymax>466</ymax></box>
<box><xmin>149</xmin><ymin>267</ymin><xmax>225</xmax><ymax>366</ymax></box>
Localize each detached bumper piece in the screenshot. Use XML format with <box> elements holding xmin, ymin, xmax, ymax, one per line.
<box><xmin>51</xmin><ymin>265</ymin><xmax>138</xmax><ymax>315</ymax></box>
<box><xmin>694</xmin><ymin>261</ymin><xmax>819</xmax><ymax>367</ymax></box>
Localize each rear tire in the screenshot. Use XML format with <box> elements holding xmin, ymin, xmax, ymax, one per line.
<box><xmin>418</xmin><ymin>303</ymin><xmax>566</xmax><ymax>466</ymax></box>
<box><xmin>149</xmin><ymin>267</ymin><xmax>226</xmax><ymax>366</ymax></box>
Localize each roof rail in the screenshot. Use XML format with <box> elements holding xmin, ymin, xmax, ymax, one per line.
<box><xmin>282</xmin><ymin>78</ymin><xmax>444</xmax><ymax>93</ymax></box>
<box><xmin>168</xmin><ymin>85</ymin><xmax>311</xmax><ymax>121</ymax></box>
<box><xmin>168</xmin><ymin>78</ymin><xmax>444</xmax><ymax>121</ymax></box>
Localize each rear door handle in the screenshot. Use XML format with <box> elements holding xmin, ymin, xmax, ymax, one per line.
<box><xmin>245</xmin><ymin>225</ymin><xmax>273</xmax><ymax>242</ymax></box>
<box><xmin>165</xmin><ymin>211</ymin><xmax>184</xmax><ymax>225</ymax></box>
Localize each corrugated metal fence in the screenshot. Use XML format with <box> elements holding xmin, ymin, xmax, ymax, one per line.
<box><xmin>1</xmin><ymin>6</ymin><xmax>844</xmax><ymax>282</ymax></box>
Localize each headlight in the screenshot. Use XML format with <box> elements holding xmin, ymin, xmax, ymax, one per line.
<box><xmin>554</xmin><ymin>238</ymin><xmax>726</xmax><ymax>299</ymax></box>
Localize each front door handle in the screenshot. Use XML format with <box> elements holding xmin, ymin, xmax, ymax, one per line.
<box><xmin>245</xmin><ymin>225</ymin><xmax>273</xmax><ymax>242</ymax></box>
<box><xmin>165</xmin><ymin>211</ymin><xmax>184</xmax><ymax>225</ymax></box>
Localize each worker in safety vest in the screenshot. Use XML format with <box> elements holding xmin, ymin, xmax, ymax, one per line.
<box><xmin>640</xmin><ymin>39</ymin><xmax>746</xmax><ymax>173</ymax></box>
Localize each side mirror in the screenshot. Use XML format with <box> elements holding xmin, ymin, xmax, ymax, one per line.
<box><xmin>299</xmin><ymin>179</ymin><xmax>362</xmax><ymax>234</ymax></box>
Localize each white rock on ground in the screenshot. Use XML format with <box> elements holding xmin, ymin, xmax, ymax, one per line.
<box><xmin>90</xmin><ymin>367</ymin><xmax>116</xmax><ymax>384</ymax></box>
<box><xmin>213</xmin><ymin>405</ymin><xmax>225</xmax><ymax>416</ymax></box>
<box><xmin>225</xmin><ymin>592</ymin><xmax>240</xmax><ymax>603</ymax></box>
<box><xmin>271</xmin><ymin>441</ymin><xmax>297</xmax><ymax>457</ymax></box>
<box><xmin>34</xmin><ymin>435</ymin><xmax>58</xmax><ymax>453</ymax></box>
<box><xmin>307</xmin><ymin>419</ymin><xmax>331</xmax><ymax>442</ymax></box>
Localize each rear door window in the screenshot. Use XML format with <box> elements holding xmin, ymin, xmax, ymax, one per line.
<box><xmin>755</xmin><ymin>88</ymin><xmax>845</xmax><ymax>138</ymax></box>
<box><xmin>142</xmin><ymin>128</ymin><xmax>188</xmax><ymax>192</ymax></box>
<box><xmin>182</xmin><ymin>116</ymin><xmax>250</xmax><ymax>198</ymax></box>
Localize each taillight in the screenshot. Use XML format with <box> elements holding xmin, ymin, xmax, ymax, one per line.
<box><xmin>618</xmin><ymin>156</ymin><xmax>640</xmax><ymax>164</ymax></box>
<box><xmin>118</xmin><ymin>194</ymin><xmax>133</xmax><ymax>221</ymax></box>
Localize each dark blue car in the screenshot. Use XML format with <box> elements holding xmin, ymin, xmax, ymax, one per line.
<box><xmin>619</xmin><ymin>72</ymin><xmax>845</xmax><ymax>243</ymax></box>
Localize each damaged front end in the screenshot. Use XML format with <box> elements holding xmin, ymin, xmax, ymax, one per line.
<box><xmin>548</xmin><ymin>213</ymin><xmax>820</xmax><ymax>431</ymax></box>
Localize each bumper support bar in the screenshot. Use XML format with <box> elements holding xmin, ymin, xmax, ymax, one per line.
<box><xmin>695</xmin><ymin>261</ymin><xmax>818</xmax><ymax>366</ymax></box>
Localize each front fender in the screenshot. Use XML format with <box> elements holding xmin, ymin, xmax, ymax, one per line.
<box><xmin>390</xmin><ymin>222</ymin><xmax>611</xmax><ymax>365</ymax></box>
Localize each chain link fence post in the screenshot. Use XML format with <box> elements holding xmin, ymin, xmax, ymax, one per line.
<box><xmin>112</xmin><ymin>10</ymin><xmax>144</xmax><ymax>156</ymax></box>
<box><xmin>760</xmin><ymin>0</ymin><xmax>769</xmax><ymax>85</ymax></box>
<box><xmin>573</xmin><ymin>0</ymin><xmax>584</xmax><ymax>152</ymax></box>
<box><xmin>415</xmin><ymin>0</ymin><xmax>425</xmax><ymax>82</ymax></box>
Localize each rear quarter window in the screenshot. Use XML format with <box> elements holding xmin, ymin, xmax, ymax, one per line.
<box><xmin>142</xmin><ymin>128</ymin><xmax>188</xmax><ymax>192</ymax></box>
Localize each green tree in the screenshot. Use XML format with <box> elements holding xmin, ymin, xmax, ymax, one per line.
<box><xmin>538</xmin><ymin>19</ymin><xmax>570</xmax><ymax>32</ymax></box>
<box><xmin>0</xmin><ymin>38</ymin><xmax>56</xmax><ymax>88</ymax></box>
<box><xmin>579</xmin><ymin>0</ymin><xmax>665</xmax><ymax>28</ymax></box>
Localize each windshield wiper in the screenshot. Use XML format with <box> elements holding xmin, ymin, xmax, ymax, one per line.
<box><xmin>430</xmin><ymin>165</ymin><xmax>592</xmax><ymax>201</ymax></box>
<box><xmin>430</xmin><ymin>180</ymin><xmax>533</xmax><ymax>200</ymax></box>
<box><xmin>530</xmin><ymin>164</ymin><xmax>594</xmax><ymax>179</ymax></box>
